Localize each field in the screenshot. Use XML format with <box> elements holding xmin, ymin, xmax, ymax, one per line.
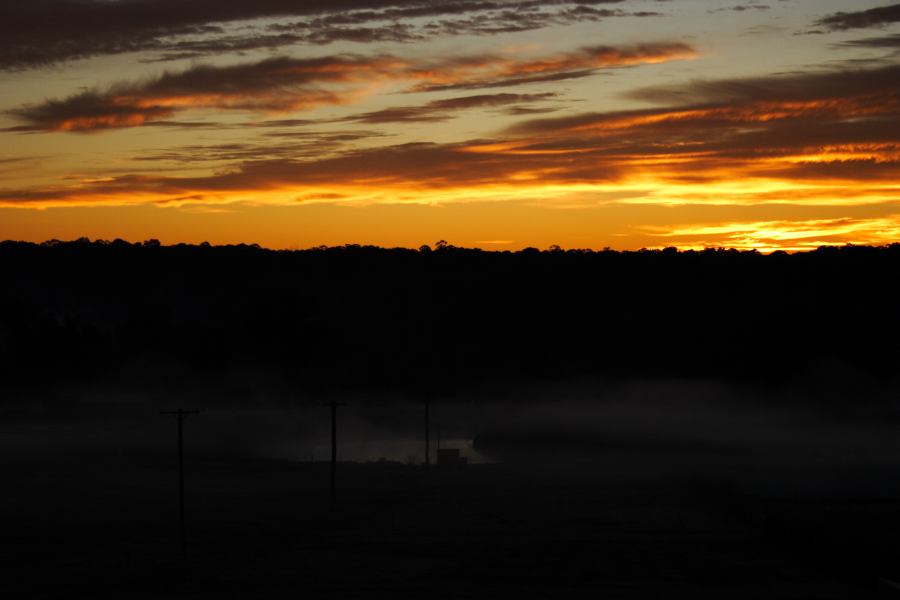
<box><xmin>4</xmin><ymin>450</ymin><xmax>900</xmax><ymax>599</ymax></box>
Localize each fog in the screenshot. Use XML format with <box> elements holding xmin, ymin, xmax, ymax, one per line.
<box><xmin>4</xmin><ymin>368</ymin><xmax>900</xmax><ymax>498</ymax></box>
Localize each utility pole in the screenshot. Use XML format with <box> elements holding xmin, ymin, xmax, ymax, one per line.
<box><xmin>436</xmin><ymin>423</ymin><xmax>441</xmax><ymax>459</ymax></box>
<box><xmin>322</xmin><ymin>400</ymin><xmax>346</xmax><ymax>511</ymax></box>
<box><xmin>160</xmin><ymin>408</ymin><xmax>200</xmax><ymax>561</ymax></box>
<box><xmin>425</xmin><ymin>396</ymin><xmax>430</xmax><ymax>467</ymax></box>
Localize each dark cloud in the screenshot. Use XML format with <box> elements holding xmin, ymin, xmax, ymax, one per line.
<box><xmin>0</xmin><ymin>138</ymin><xmax>622</xmax><ymax>205</ymax></box>
<box><xmin>416</xmin><ymin>4</ymin><xmax>636</xmax><ymax>38</ymax></box>
<box><xmin>7</xmin><ymin>55</ymin><xmax>408</xmax><ymax>132</ymax></box>
<box><xmin>115</xmin><ymin>65</ymin><xmax>900</xmax><ymax>192</ymax></box>
<box><xmin>621</xmin><ymin>65</ymin><xmax>900</xmax><ymax>106</ymax></box>
<box><xmin>342</xmin><ymin>93</ymin><xmax>559</xmax><ymax>123</ymax></box>
<box><xmin>131</xmin><ymin>131</ymin><xmax>387</xmax><ymax>163</ymax></box>
<box><xmin>505</xmin><ymin>65</ymin><xmax>900</xmax><ymax>183</ymax></box>
<box><xmin>814</xmin><ymin>3</ymin><xmax>900</xmax><ymax>31</ymax></box>
<box><xmin>170</xmin><ymin>139</ymin><xmax>622</xmax><ymax>189</ymax></box>
<box><xmin>252</xmin><ymin>119</ymin><xmax>319</xmax><ymax>128</ymax></box>
<box><xmin>0</xmin><ymin>156</ymin><xmax>41</xmax><ymax>165</ymax></box>
<box><xmin>0</xmin><ymin>0</ymin><xmax>642</xmax><ymax>70</ymax></box>
<box><xmin>9</xmin><ymin>91</ymin><xmax>177</xmax><ymax>132</ymax></box>
<box><xmin>139</xmin><ymin>24</ymin><xmax>426</xmax><ymax>64</ymax></box>
<box><xmin>708</xmin><ymin>4</ymin><xmax>770</xmax><ymax>13</ymax></box>
<box><xmin>410</xmin><ymin>43</ymin><xmax>696</xmax><ymax>92</ymax></box>
<box><xmin>414</xmin><ymin>68</ymin><xmax>601</xmax><ymax>92</ymax></box>
<box><xmin>8</xmin><ymin>44</ymin><xmax>693</xmax><ymax>132</ymax></box>
<box><xmin>500</xmin><ymin>106</ymin><xmax>563</xmax><ymax>116</ymax></box>
<box><xmin>837</xmin><ymin>33</ymin><xmax>900</xmax><ymax>49</ymax></box>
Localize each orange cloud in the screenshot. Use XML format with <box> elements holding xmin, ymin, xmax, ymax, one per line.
<box><xmin>10</xmin><ymin>56</ymin><xmax>405</xmax><ymax>132</ymax></box>
<box><xmin>408</xmin><ymin>43</ymin><xmax>696</xmax><ymax>91</ymax></box>
<box><xmin>8</xmin><ymin>43</ymin><xmax>695</xmax><ymax>132</ymax></box>
<box><xmin>500</xmin><ymin>65</ymin><xmax>900</xmax><ymax>188</ymax></box>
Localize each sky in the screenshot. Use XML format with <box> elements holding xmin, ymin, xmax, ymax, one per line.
<box><xmin>1</xmin><ymin>0</ymin><xmax>899</xmax><ymax>251</ymax></box>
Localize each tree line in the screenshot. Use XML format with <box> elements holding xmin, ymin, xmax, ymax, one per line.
<box><xmin>2</xmin><ymin>238</ymin><xmax>899</xmax><ymax>399</ymax></box>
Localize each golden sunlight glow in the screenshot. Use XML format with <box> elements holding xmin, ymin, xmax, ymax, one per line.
<box><xmin>645</xmin><ymin>216</ymin><xmax>900</xmax><ymax>252</ymax></box>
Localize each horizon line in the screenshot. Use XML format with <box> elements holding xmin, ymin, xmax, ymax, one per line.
<box><xmin>4</xmin><ymin>237</ymin><xmax>900</xmax><ymax>255</ymax></box>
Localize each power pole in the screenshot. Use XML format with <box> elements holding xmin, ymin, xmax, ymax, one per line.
<box><xmin>425</xmin><ymin>396</ymin><xmax>430</xmax><ymax>467</ymax></box>
<box><xmin>322</xmin><ymin>400</ymin><xmax>346</xmax><ymax>511</ymax></box>
<box><xmin>436</xmin><ymin>423</ymin><xmax>441</xmax><ymax>459</ymax></box>
<box><xmin>161</xmin><ymin>408</ymin><xmax>200</xmax><ymax>561</ymax></box>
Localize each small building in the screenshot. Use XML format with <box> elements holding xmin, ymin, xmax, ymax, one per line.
<box><xmin>437</xmin><ymin>448</ymin><xmax>467</xmax><ymax>467</ymax></box>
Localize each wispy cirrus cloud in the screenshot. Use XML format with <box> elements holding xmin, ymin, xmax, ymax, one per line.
<box><xmin>8</xmin><ymin>43</ymin><xmax>695</xmax><ymax>132</ymax></box>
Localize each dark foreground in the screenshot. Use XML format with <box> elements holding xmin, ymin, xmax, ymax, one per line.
<box><xmin>5</xmin><ymin>454</ymin><xmax>900</xmax><ymax>599</ymax></box>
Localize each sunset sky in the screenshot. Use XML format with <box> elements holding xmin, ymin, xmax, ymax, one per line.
<box><xmin>2</xmin><ymin>0</ymin><xmax>899</xmax><ymax>251</ymax></box>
